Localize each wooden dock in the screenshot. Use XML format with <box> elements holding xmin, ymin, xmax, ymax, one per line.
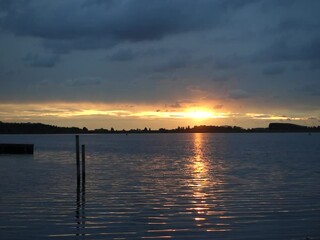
<box><xmin>0</xmin><ymin>144</ymin><xmax>34</xmax><ymax>154</ymax></box>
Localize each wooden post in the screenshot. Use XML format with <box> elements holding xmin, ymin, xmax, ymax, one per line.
<box><xmin>81</xmin><ymin>144</ymin><xmax>86</xmax><ymax>183</ymax></box>
<box><xmin>76</xmin><ymin>135</ymin><xmax>80</xmax><ymax>185</ymax></box>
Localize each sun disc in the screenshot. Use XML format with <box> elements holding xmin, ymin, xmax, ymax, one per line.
<box><xmin>188</xmin><ymin>110</ymin><xmax>213</xmax><ymax>119</ymax></box>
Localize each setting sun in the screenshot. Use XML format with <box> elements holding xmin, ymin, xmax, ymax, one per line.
<box><xmin>186</xmin><ymin>110</ymin><xmax>215</xmax><ymax>119</ymax></box>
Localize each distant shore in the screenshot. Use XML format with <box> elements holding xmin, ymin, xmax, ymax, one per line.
<box><xmin>0</xmin><ymin>121</ymin><xmax>319</xmax><ymax>134</ymax></box>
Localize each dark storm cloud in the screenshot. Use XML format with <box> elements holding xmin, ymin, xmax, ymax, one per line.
<box><xmin>211</xmin><ymin>75</ymin><xmax>233</xmax><ymax>82</ymax></box>
<box><xmin>43</xmin><ymin>37</ymin><xmax>118</xmax><ymax>54</ymax></box>
<box><xmin>23</xmin><ymin>52</ymin><xmax>60</xmax><ymax>68</ymax></box>
<box><xmin>271</xmin><ymin>18</ymin><xmax>319</xmax><ymax>34</ymax></box>
<box><xmin>64</xmin><ymin>77</ymin><xmax>103</xmax><ymax>87</ymax></box>
<box><xmin>298</xmin><ymin>84</ymin><xmax>320</xmax><ymax>97</ymax></box>
<box><xmin>262</xmin><ymin>64</ymin><xmax>285</xmax><ymax>76</ymax></box>
<box><xmin>212</xmin><ymin>54</ymin><xmax>243</xmax><ymax>70</ymax></box>
<box><xmin>153</xmin><ymin>55</ymin><xmax>189</xmax><ymax>72</ymax></box>
<box><xmin>309</xmin><ymin>61</ymin><xmax>320</xmax><ymax>70</ymax></box>
<box><xmin>108</xmin><ymin>47</ymin><xmax>169</xmax><ymax>62</ymax></box>
<box><xmin>0</xmin><ymin>0</ymin><xmax>28</xmax><ymax>12</ymax></box>
<box><xmin>0</xmin><ymin>0</ymin><xmax>254</xmax><ymax>52</ymax></box>
<box><xmin>255</xmin><ymin>37</ymin><xmax>320</xmax><ymax>63</ymax></box>
<box><xmin>228</xmin><ymin>89</ymin><xmax>251</xmax><ymax>100</ymax></box>
<box><xmin>109</xmin><ymin>49</ymin><xmax>137</xmax><ymax>62</ymax></box>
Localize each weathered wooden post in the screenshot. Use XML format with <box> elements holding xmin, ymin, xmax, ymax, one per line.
<box><xmin>76</xmin><ymin>135</ymin><xmax>80</xmax><ymax>185</ymax></box>
<box><xmin>81</xmin><ymin>144</ymin><xmax>86</xmax><ymax>183</ymax></box>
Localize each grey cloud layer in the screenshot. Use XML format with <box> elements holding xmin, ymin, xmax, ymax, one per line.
<box><xmin>1</xmin><ymin>0</ymin><xmax>319</xmax><ymax>60</ymax></box>
<box><xmin>0</xmin><ymin>0</ymin><xmax>320</xmax><ymax>114</ymax></box>
<box><xmin>0</xmin><ymin>0</ymin><xmax>263</xmax><ymax>57</ymax></box>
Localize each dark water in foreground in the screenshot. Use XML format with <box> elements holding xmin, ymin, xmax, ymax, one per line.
<box><xmin>0</xmin><ymin>133</ymin><xmax>319</xmax><ymax>240</ymax></box>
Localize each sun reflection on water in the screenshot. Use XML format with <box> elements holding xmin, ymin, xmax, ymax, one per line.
<box><xmin>190</xmin><ymin>134</ymin><xmax>209</xmax><ymax>223</ymax></box>
<box><xmin>188</xmin><ymin>133</ymin><xmax>229</xmax><ymax>231</ymax></box>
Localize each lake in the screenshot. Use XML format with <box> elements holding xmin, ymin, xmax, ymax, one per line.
<box><xmin>0</xmin><ymin>133</ymin><xmax>319</xmax><ymax>239</ymax></box>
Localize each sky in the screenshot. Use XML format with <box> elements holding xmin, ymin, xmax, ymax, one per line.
<box><xmin>0</xmin><ymin>0</ymin><xmax>320</xmax><ymax>130</ymax></box>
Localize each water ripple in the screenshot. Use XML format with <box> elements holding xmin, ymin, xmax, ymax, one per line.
<box><xmin>0</xmin><ymin>133</ymin><xmax>319</xmax><ymax>239</ymax></box>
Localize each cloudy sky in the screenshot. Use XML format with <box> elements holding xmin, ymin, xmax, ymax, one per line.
<box><xmin>0</xmin><ymin>0</ymin><xmax>319</xmax><ymax>129</ymax></box>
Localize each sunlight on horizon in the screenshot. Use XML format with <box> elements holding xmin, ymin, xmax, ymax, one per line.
<box><xmin>0</xmin><ymin>102</ymin><xmax>317</xmax><ymax>129</ymax></box>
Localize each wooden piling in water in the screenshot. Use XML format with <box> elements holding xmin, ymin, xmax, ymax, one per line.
<box><xmin>81</xmin><ymin>144</ymin><xmax>86</xmax><ymax>183</ymax></box>
<box><xmin>76</xmin><ymin>135</ymin><xmax>80</xmax><ymax>185</ymax></box>
<box><xmin>76</xmin><ymin>135</ymin><xmax>86</xmax><ymax>188</ymax></box>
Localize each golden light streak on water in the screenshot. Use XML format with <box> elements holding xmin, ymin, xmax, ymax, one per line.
<box><xmin>190</xmin><ymin>134</ymin><xmax>213</xmax><ymax>224</ymax></box>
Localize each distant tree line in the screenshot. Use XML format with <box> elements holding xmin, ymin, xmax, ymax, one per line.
<box><xmin>0</xmin><ymin>122</ymin><xmax>87</xmax><ymax>134</ymax></box>
<box><xmin>0</xmin><ymin>121</ymin><xmax>319</xmax><ymax>134</ymax></box>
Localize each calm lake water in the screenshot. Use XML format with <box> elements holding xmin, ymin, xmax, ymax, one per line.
<box><xmin>0</xmin><ymin>133</ymin><xmax>319</xmax><ymax>240</ymax></box>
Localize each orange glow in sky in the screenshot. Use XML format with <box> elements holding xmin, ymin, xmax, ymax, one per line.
<box><xmin>0</xmin><ymin>102</ymin><xmax>317</xmax><ymax>130</ymax></box>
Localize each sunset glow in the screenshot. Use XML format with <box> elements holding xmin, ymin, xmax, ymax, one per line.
<box><xmin>0</xmin><ymin>101</ymin><xmax>318</xmax><ymax>130</ymax></box>
<box><xmin>0</xmin><ymin>1</ymin><xmax>320</xmax><ymax>130</ymax></box>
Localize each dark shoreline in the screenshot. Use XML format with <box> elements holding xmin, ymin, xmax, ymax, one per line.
<box><xmin>1</xmin><ymin>121</ymin><xmax>319</xmax><ymax>134</ymax></box>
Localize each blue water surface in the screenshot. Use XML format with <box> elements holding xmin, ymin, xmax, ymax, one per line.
<box><xmin>0</xmin><ymin>133</ymin><xmax>319</xmax><ymax>239</ymax></box>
